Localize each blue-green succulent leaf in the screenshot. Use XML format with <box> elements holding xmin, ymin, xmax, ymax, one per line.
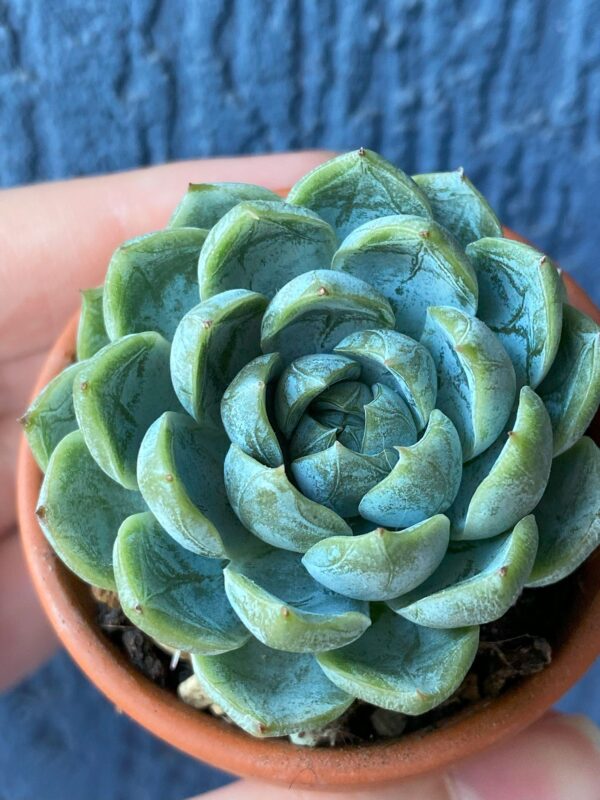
<box><xmin>103</xmin><ymin>229</ymin><xmax>208</xmax><ymax>341</ymax></box>
<box><xmin>224</xmin><ymin>445</ymin><xmax>352</xmax><ymax>552</ymax></box>
<box><xmin>114</xmin><ymin>511</ymin><xmax>249</xmax><ymax>654</ymax></box>
<box><xmin>317</xmin><ymin>608</ymin><xmax>478</xmax><ymax>714</ymax></box>
<box><xmin>22</xmin><ymin>361</ymin><xmax>84</xmax><ymax>471</ymax></box>
<box><xmin>332</xmin><ymin>215</ymin><xmax>478</xmax><ymax>339</ymax></box>
<box><xmin>311</xmin><ymin>379</ymin><xmax>372</xmax><ymax>417</ymax></box>
<box><xmin>292</xmin><ymin>442</ymin><xmax>394</xmax><ymax>518</ymax></box>
<box><xmin>288</xmin><ymin>414</ymin><xmax>339</xmax><ymax>460</ymax></box>
<box><xmin>287</xmin><ymin>148</ymin><xmax>432</xmax><ymax>242</ymax></box>
<box><xmin>221</xmin><ymin>353</ymin><xmax>283</xmax><ymax>467</ymax></box>
<box><xmin>198</xmin><ymin>200</ymin><xmax>337</xmax><ymax>300</ymax></box>
<box><xmin>76</xmin><ymin>286</ymin><xmax>109</xmax><ymax>360</ymax></box>
<box><xmin>361</xmin><ymin>383</ymin><xmax>418</xmax><ymax>454</ymax></box>
<box><xmin>528</xmin><ymin>437</ymin><xmax>600</xmax><ymax>587</ymax></box>
<box><xmin>170</xmin><ymin>289</ymin><xmax>267</xmax><ymax>426</ymax></box>
<box><xmin>413</xmin><ymin>170</ymin><xmax>503</xmax><ymax>248</ymax></box>
<box><xmin>192</xmin><ymin>639</ymin><xmax>354</xmax><ymax>738</ymax></box>
<box><xmin>37</xmin><ymin>431</ymin><xmax>146</xmax><ymax>590</ymax></box>
<box><xmin>169</xmin><ymin>182</ymin><xmax>280</xmax><ymax>229</ymax></box>
<box><xmin>389</xmin><ymin>516</ymin><xmax>539</xmax><ymax>628</ymax></box>
<box><xmin>137</xmin><ymin>412</ymin><xmax>251</xmax><ymax>559</ymax></box>
<box><xmin>224</xmin><ymin>548</ymin><xmax>370</xmax><ymax>652</ymax></box>
<box><xmin>260</xmin><ymin>269</ymin><xmax>396</xmax><ymax>362</ymax></box>
<box><xmin>466</xmin><ymin>238</ymin><xmax>563</xmax><ymax>388</ymax></box>
<box><xmin>334</xmin><ymin>328</ymin><xmax>437</xmax><ymax>430</ymax></box>
<box><xmin>74</xmin><ymin>332</ymin><xmax>181</xmax><ymax>490</ymax></box>
<box><xmin>274</xmin><ymin>353</ymin><xmax>360</xmax><ymax>438</ymax></box>
<box><xmin>537</xmin><ymin>305</ymin><xmax>600</xmax><ymax>456</ymax></box>
<box><xmin>421</xmin><ymin>306</ymin><xmax>516</xmax><ymax>461</ymax></box>
<box><xmin>303</xmin><ymin>515</ymin><xmax>450</xmax><ymax>601</ymax></box>
<box><xmin>359</xmin><ymin>410</ymin><xmax>462</xmax><ymax>528</ymax></box>
<box><xmin>449</xmin><ymin>387</ymin><xmax>552</xmax><ymax>540</ymax></box>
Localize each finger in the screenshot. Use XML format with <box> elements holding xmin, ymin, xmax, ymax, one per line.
<box><xmin>0</xmin><ymin>150</ymin><xmax>334</xmax><ymax>364</ymax></box>
<box><xmin>0</xmin><ymin>532</ymin><xmax>58</xmax><ymax>690</ymax></box>
<box><xmin>198</xmin><ymin>713</ymin><xmax>600</xmax><ymax>800</ymax></box>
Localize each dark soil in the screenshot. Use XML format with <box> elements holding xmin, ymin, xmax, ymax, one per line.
<box><xmin>94</xmin><ymin>571</ymin><xmax>578</xmax><ymax>745</ymax></box>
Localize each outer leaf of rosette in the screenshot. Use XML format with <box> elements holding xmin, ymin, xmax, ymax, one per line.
<box><xmin>332</xmin><ymin>215</ymin><xmax>478</xmax><ymax>339</ymax></box>
<box><xmin>274</xmin><ymin>352</ymin><xmax>360</xmax><ymax>438</ymax></box>
<box><xmin>170</xmin><ymin>289</ymin><xmax>267</xmax><ymax>427</ymax></box>
<box><xmin>192</xmin><ymin>638</ymin><xmax>354</xmax><ymax>738</ymax></box>
<box><xmin>76</xmin><ymin>286</ymin><xmax>109</xmax><ymax>360</ymax></box>
<box><xmin>358</xmin><ymin>410</ymin><xmax>462</xmax><ymax>528</ymax></box>
<box><xmin>292</xmin><ymin>442</ymin><xmax>395</xmax><ymax>518</ymax></box>
<box><xmin>73</xmin><ymin>332</ymin><xmax>181</xmax><ymax>490</ymax></box>
<box><xmin>22</xmin><ymin>361</ymin><xmax>84</xmax><ymax>471</ymax></box>
<box><xmin>448</xmin><ymin>386</ymin><xmax>552</xmax><ymax>540</ymax></box>
<box><xmin>113</xmin><ymin>511</ymin><xmax>249</xmax><ymax>654</ymax></box>
<box><xmin>412</xmin><ymin>169</ymin><xmax>503</xmax><ymax>248</ymax></box>
<box><xmin>168</xmin><ymin>182</ymin><xmax>280</xmax><ymax>229</ymax></box>
<box><xmin>334</xmin><ymin>329</ymin><xmax>437</xmax><ymax>431</ymax></box>
<box><xmin>389</xmin><ymin>515</ymin><xmax>538</xmax><ymax>628</ymax></box>
<box><xmin>260</xmin><ymin>269</ymin><xmax>396</xmax><ymax>362</ymax></box>
<box><xmin>220</xmin><ymin>353</ymin><xmax>283</xmax><ymax>467</ymax></box>
<box><xmin>37</xmin><ymin>430</ymin><xmax>147</xmax><ymax>590</ymax></box>
<box><xmin>316</xmin><ymin>607</ymin><xmax>478</xmax><ymax>715</ymax></box>
<box><xmin>303</xmin><ymin>515</ymin><xmax>450</xmax><ymax>601</ymax></box>
<box><xmin>537</xmin><ymin>305</ymin><xmax>600</xmax><ymax>456</ymax></box>
<box><xmin>528</xmin><ymin>437</ymin><xmax>600</xmax><ymax>587</ymax></box>
<box><xmin>361</xmin><ymin>383</ymin><xmax>418</xmax><ymax>454</ymax></box>
<box><xmin>198</xmin><ymin>200</ymin><xmax>337</xmax><ymax>300</ymax></box>
<box><xmin>421</xmin><ymin>306</ymin><xmax>516</xmax><ymax>461</ymax></box>
<box><xmin>224</xmin><ymin>444</ymin><xmax>352</xmax><ymax>552</ymax></box>
<box><xmin>103</xmin><ymin>229</ymin><xmax>208</xmax><ymax>341</ymax></box>
<box><xmin>223</xmin><ymin>548</ymin><xmax>370</xmax><ymax>652</ymax></box>
<box><xmin>466</xmin><ymin>238</ymin><xmax>563</xmax><ymax>388</ymax></box>
<box><xmin>137</xmin><ymin>412</ymin><xmax>252</xmax><ymax>559</ymax></box>
<box><xmin>286</xmin><ymin>148</ymin><xmax>432</xmax><ymax>243</ymax></box>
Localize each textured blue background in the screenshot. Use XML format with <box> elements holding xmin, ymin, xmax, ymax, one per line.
<box><xmin>1</xmin><ymin>0</ymin><xmax>599</xmax><ymax>797</ymax></box>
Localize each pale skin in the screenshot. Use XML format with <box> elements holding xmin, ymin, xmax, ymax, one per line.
<box><xmin>0</xmin><ymin>152</ymin><xmax>598</xmax><ymax>799</ymax></box>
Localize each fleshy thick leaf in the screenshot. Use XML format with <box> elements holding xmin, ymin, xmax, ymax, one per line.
<box><xmin>37</xmin><ymin>431</ymin><xmax>146</xmax><ymax>590</ymax></box>
<box><xmin>169</xmin><ymin>182</ymin><xmax>279</xmax><ymax>229</ymax></box>
<box><xmin>317</xmin><ymin>608</ymin><xmax>478</xmax><ymax>714</ymax></box>
<box><xmin>389</xmin><ymin>516</ymin><xmax>538</xmax><ymax>627</ymax></box>
<box><xmin>361</xmin><ymin>383</ymin><xmax>418</xmax><ymax>454</ymax></box>
<box><xmin>413</xmin><ymin>170</ymin><xmax>502</xmax><ymax>248</ymax></box>
<box><xmin>288</xmin><ymin>414</ymin><xmax>339</xmax><ymax>460</ymax></box>
<box><xmin>198</xmin><ymin>200</ymin><xmax>337</xmax><ymax>300</ymax></box>
<box><xmin>421</xmin><ymin>306</ymin><xmax>516</xmax><ymax>460</ymax></box>
<box><xmin>332</xmin><ymin>215</ymin><xmax>478</xmax><ymax>339</ymax></box>
<box><xmin>74</xmin><ymin>332</ymin><xmax>181</xmax><ymax>489</ymax></box>
<box><xmin>287</xmin><ymin>148</ymin><xmax>432</xmax><ymax>242</ymax></box>
<box><xmin>528</xmin><ymin>438</ymin><xmax>600</xmax><ymax>587</ymax></box>
<box><xmin>137</xmin><ymin>412</ymin><xmax>251</xmax><ymax>559</ymax></box>
<box><xmin>449</xmin><ymin>387</ymin><xmax>552</xmax><ymax>540</ymax></box>
<box><xmin>103</xmin><ymin>229</ymin><xmax>208</xmax><ymax>340</ymax></box>
<box><xmin>359</xmin><ymin>410</ymin><xmax>462</xmax><ymax>528</ymax></box>
<box><xmin>192</xmin><ymin>639</ymin><xmax>353</xmax><ymax>737</ymax></box>
<box><xmin>334</xmin><ymin>328</ymin><xmax>437</xmax><ymax>430</ymax></box>
<box><xmin>114</xmin><ymin>511</ymin><xmax>249</xmax><ymax>653</ymax></box>
<box><xmin>224</xmin><ymin>445</ymin><xmax>352</xmax><ymax>552</ymax></box>
<box><xmin>171</xmin><ymin>289</ymin><xmax>267</xmax><ymax>426</ymax></box>
<box><xmin>22</xmin><ymin>361</ymin><xmax>83</xmax><ymax>471</ymax></box>
<box><xmin>537</xmin><ymin>304</ymin><xmax>600</xmax><ymax>455</ymax></box>
<box><xmin>76</xmin><ymin>286</ymin><xmax>109</xmax><ymax>360</ymax></box>
<box><xmin>224</xmin><ymin>548</ymin><xmax>370</xmax><ymax>652</ymax></box>
<box><xmin>303</xmin><ymin>515</ymin><xmax>450</xmax><ymax>601</ymax></box>
<box><xmin>260</xmin><ymin>269</ymin><xmax>395</xmax><ymax>362</ymax></box>
<box><xmin>466</xmin><ymin>238</ymin><xmax>563</xmax><ymax>388</ymax></box>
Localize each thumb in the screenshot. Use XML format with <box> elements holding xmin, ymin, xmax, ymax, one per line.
<box><xmin>199</xmin><ymin>712</ymin><xmax>600</xmax><ymax>800</ymax></box>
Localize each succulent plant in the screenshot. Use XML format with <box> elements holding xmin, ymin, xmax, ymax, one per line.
<box><xmin>24</xmin><ymin>149</ymin><xmax>600</xmax><ymax>740</ymax></box>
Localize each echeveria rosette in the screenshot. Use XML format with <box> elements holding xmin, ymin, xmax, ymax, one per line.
<box><xmin>23</xmin><ymin>149</ymin><xmax>600</xmax><ymax>740</ymax></box>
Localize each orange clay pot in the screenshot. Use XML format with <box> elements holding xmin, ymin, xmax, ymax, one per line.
<box><xmin>17</xmin><ymin>227</ymin><xmax>600</xmax><ymax>790</ymax></box>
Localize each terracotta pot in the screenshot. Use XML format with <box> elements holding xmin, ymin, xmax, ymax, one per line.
<box><xmin>16</xmin><ymin>228</ymin><xmax>600</xmax><ymax>790</ymax></box>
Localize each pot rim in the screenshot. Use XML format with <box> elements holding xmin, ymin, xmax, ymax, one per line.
<box><xmin>16</xmin><ymin>266</ymin><xmax>600</xmax><ymax>791</ymax></box>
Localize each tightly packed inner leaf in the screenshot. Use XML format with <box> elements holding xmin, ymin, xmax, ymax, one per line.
<box><xmin>24</xmin><ymin>149</ymin><xmax>600</xmax><ymax>740</ymax></box>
